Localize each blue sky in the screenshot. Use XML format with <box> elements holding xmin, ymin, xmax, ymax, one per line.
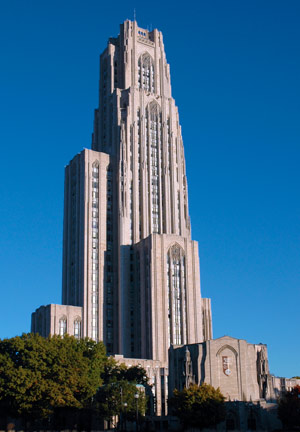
<box><xmin>0</xmin><ymin>1</ymin><xmax>299</xmax><ymax>378</ymax></box>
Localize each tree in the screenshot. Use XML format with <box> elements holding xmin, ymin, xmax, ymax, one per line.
<box><xmin>0</xmin><ymin>333</ymin><xmax>107</xmax><ymax>421</ymax></box>
<box><xmin>95</xmin><ymin>360</ymin><xmax>148</xmax><ymax>426</ymax></box>
<box><xmin>169</xmin><ymin>383</ymin><xmax>226</xmax><ymax>430</ymax></box>
<box><xmin>101</xmin><ymin>359</ymin><xmax>148</xmax><ymax>386</ymax></box>
<box><xmin>95</xmin><ymin>380</ymin><xmax>146</xmax><ymax>421</ymax></box>
<box><xmin>278</xmin><ymin>384</ymin><xmax>300</xmax><ymax>430</ymax></box>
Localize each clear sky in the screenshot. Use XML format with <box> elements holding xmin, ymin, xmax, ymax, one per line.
<box><xmin>0</xmin><ymin>1</ymin><xmax>299</xmax><ymax>378</ymax></box>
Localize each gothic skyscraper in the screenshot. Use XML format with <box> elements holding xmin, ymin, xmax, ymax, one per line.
<box><xmin>31</xmin><ymin>21</ymin><xmax>300</xmax><ymax>421</ymax></box>
<box><xmin>32</xmin><ymin>19</ymin><xmax>212</xmax><ymax>365</ymax></box>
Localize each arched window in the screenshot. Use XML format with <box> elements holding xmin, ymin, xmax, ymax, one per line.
<box><xmin>138</xmin><ymin>54</ymin><xmax>155</xmax><ymax>92</ymax></box>
<box><xmin>59</xmin><ymin>317</ymin><xmax>67</xmax><ymax>336</ymax></box>
<box><xmin>146</xmin><ymin>101</ymin><xmax>161</xmax><ymax>233</ymax></box>
<box><xmin>167</xmin><ymin>244</ymin><xmax>186</xmax><ymax>345</ymax></box>
<box><xmin>74</xmin><ymin>318</ymin><xmax>81</xmax><ymax>339</ymax></box>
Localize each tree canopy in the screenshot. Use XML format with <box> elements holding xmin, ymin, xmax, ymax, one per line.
<box><xmin>101</xmin><ymin>358</ymin><xmax>148</xmax><ymax>386</ymax></box>
<box><xmin>0</xmin><ymin>333</ymin><xmax>149</xmax><ymax>429</ymax></box>
<box><xmin>169</xmin><ymin>383</ymin><xmax>226</xmax><ymax>429</ymax></box>
<box><xmin>96</xmin><ymin>359</ymin><xmax>148</xmax><ymax>423</ymax></box>
<box><xmin>278</xmin><ymin>384</ymin><xmax>300</xmax><ymax>430</ymax></box>
<box><xmin>0</xmin><ymin>333</ymin><xmax>107</xmax><ymax>420</ymax></box>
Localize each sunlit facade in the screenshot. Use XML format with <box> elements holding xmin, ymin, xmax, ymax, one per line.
<box><xmin>33</xmin><ymin>19</ymin><xmax>212</xmax><ymax>358</ymax></box>
<box><xmin>30</xmin><ymin>20</ymin><xmax>300</xmax><ymax>422</ymax></box>
<box><xmin>31</xmin><ymin>20</ymin><xmax>213</xmax><ymax>414</ymax></box>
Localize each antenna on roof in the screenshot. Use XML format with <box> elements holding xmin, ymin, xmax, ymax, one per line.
<box><xmin>133</xmin><ymin>8</ymin><xmax>136</xmax><ymax>22</ymax></box>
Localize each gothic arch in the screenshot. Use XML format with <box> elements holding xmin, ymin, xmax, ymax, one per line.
<box><xmin>59</xmin><ymin>316</ymin><xmax>67</xmax><ymax>336</ymax></box>
<box><xmin>139</xmin><ymin>52</ymin><xmax>153</xmax><ymax>66</ymax></box>
<box><xmin>147</xmin><ymin>100</ymin><xmax>161</xmax><ymax>116</ymax></box>
<box><xmin>73</xmin><ymin>317</ymin><xmax>82</xmax><ymax>339</ymax></box>
<box><xmin>168</xmin><ymin>243</ymin><xmax>185</xmax><ymax>260</ymax></box>
<box><xmin>138</xmin><ymin>53</ymin><xmax>155</xmax><ymax>92</ymax></box>
<box><xmin>216</xmin><ymin>344</ymin><xmax>238</xmax><ymax>358</ymax></box>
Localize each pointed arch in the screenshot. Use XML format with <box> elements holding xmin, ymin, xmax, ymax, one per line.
<box><xmin>73</xmin><ymin>316</ymin><xmax>82</xmax><ymax>339</ymax></box>
<box><xmin>147</xmin><ymin>100</ymin><xmax>161</xmax><ymax>117</ymax></box>
<box><xmin>216</xmin><ymin>344</ymin><xmax>238</xmax><ymax>358</ymax></box>
<box><xmin>168</xmin><ymin>243</ymin><xmax>185</xmax><ymax>260</ymax></box>
<box><xmin>138</xmin><ymin>53</ymin><xmax>155</xmax><ymax>92</ymax></box>
<box><xmin>59</xmin><ymin>316</ymin><xmax>67</xmax><ymax>336</ymax></box>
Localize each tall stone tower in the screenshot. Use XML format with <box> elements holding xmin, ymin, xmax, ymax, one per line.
<box><xmin>33</xmin><ymin>20</ymin><xmax>212</xmax><ymax>366</ymax></box>
<box><xmin>31</xmin><ymin>21</ymin><xmax>299</xmax><ymax>418</ymax></box>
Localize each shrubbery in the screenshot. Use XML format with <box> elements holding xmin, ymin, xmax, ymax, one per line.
<box><xmin>169</xmin><ymin>383</ymin><xmax>226</xmax><ymax>429</ymax></box>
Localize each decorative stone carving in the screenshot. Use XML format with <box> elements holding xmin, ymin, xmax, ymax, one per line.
<box><xmin>183</xmin><ymin>346</ymin><xmax>194</xmax><ymax>388</ymax></box>
<box><xmin>257</xmin><ymin>346</ymin><xmax>270</xmax><ymax>399</ymax></box>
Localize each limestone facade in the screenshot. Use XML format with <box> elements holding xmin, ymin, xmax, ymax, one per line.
<box><xmin>169</xmin><ymin>336</ymin><xmax>300</xmax><ymax>404</ymax></box>
<box><xmin>32</xmin><ymin>19</ymin><xmax>212</xmax><ymax>364</ymax></box>
<box><xmin>134</xmin><ymin>234</ymin><xmax>208</xmax><ymax>364</ymax></box>
<box><xmin>31</xmin><ymin>304</ymin><xmax>82</xmax><ymax>338</ymax></box>
<box><xmin>30</xmin><ymin>20</ymin><xmax>299</xmax><ymax>421</ymax></box>
<box><xmin>89</xmin><ymin>19</ymin><xmax>212</xmax><ymax>360</ymax></box>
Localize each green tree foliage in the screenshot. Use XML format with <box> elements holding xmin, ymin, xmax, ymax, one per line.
<box><xmin>95</xmin><ymin>380</ymin><xmax>146</xmax><ymax>421</ymax></box>
<box><xmin>0</xmin><ymin>333</ymin><xmax>107</xmax><ymax>420</ymax></box>
<box><xmin>278</xmin><ymin>384</ymin><xmax>300</xmax><ymax>430</ymax></box>
<box><xmin>96</xmin><ymin>360</ymin><xmax>148</xmax><ymax>423</ymax></box>
<box><xmin>101</xmin><ymin>358</ymin><xmax>148</xmax><ymax>386</ymax></box>
<box><xmin>169</xmin><ymin>383</ymin><xmax>226</xmax><ymax>430</ymax></box>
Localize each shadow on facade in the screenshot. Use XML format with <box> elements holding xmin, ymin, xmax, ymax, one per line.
<box><xmin>0</xmin><ymin>402</ymin><xmax>283</xmax><ymax>432</ymax></box>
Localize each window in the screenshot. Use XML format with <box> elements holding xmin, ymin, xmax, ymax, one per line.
<box><xmin>105</xmin><ymin>165</ymin><xmax>114</xmax><ymax>353</ymax></box>
<box><xmin>146</xmin><ymin>101</ymin><xmax>161</xmax><ymax>233</ymax></box>
<box><xmin>59</xmin><ymin>317</ymin><xmax>67</xmax><ymax>336</ymax></box>
<box><xmin>167</xmin><ymin>245</ymin><xmax>186</xmax><ymax>345</ymax></box>
<box><xmin>74</xmin><ymin>319</ymin><xmax>81</xmax><ymax>339</ymax></box>
<box><xmin>138</xmin><ymin>54</ymin><xmax>155</xmax><ymax>92</ymax></box>
<box><xmin>91</xmin><ymin>162</ymin><xmax>99</xmax><ymax>342</ymax></box>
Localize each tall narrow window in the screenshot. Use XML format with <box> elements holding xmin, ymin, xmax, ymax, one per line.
<box><xmin>59</xmin><ymin>317</ymin><xmax>67</xmax><ymax>336</ymax></box>
<box><xmin>106</xmin><ymin>165</ymin><xmax>113</xmax><ymax>353</ymax></box>
<box><xmin>138</xmin><ymin>54</ymin><xmax>155</xmax><ymax>93</ymax></box>
<box><xmin>74</xmin><ymin>319</ymin><xmax>81</xmax><ymax>339</ymax></box>
<box><xmin>137</xmin><ymin>109</ymin><xmax>142</xmax><ymax>239</ymax></box>
<box><xmin>147</xmin><ymin>101</ymin><xmax>161</xmax><ymax>234</ymax></box>
<box><xmin>91</xmin><ymin>162</ymin><xmax>99</xmax><ymax>341</ymax></box>
<box><xmin>167</xmin><ymin>245</ymin><xmax>187</xmax><ymax>345</ymax></box>
<box><xmin>70</xmin><ymin>164</ymin><xmax>77</xmax><ymax>304</ymax></box>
